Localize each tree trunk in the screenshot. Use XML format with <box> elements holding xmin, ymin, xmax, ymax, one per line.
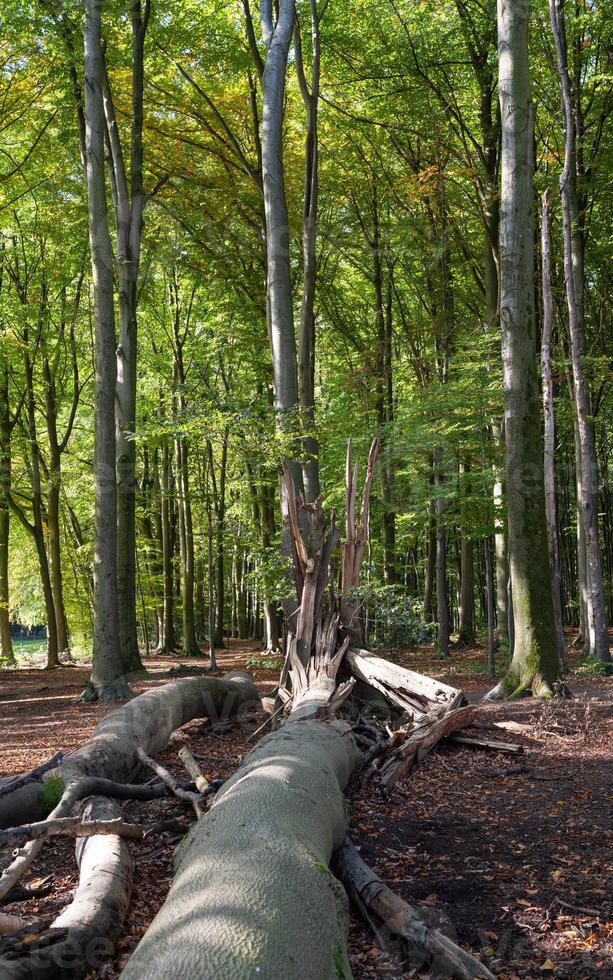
<box><xmin>486</xmin><ymin>0</ymin><xmax>560</xmax><ymax>699</ymax></box>
<box><xmin>458</xmin><ymin>536</ymin><xmax>475</xmax><ymax>646</ymax></box>
<box><xmin>83</xmin><ymin>0</ymin><xmax>129</xmax><ymax>699</ymax></box>
<box><xmin>434</xmin><ymin>447</ymin><xmax>449</xmax><ymax>657</ymax></box>
<box><xmin>0</xmin><ymin>365</ymin><xmax>14</xmax><ymax>665</ymax></box>
<box><xmin>549</xmin><ymin>0</ymin><xmax>610</xmax><ymax>665</ymax></box>
<box><xmin>161</xmin><ymin>440</ymin><xmax>175</xmax><ymax>652</ymax></box>
<box><xmin>485</xmin><ymin>537</ymin><xmax>495</xmax><ymax>678</ymax></box>
<box><xmin>540</xmin><ymin>189</ymin><xmax>566</xmax><ymax>667</ymax></box>
<box><xmin>121</xmin><ymin>720</ymin><xmax>358</xmax><ymax>980</ymax></box>
<box><xmin>492</xmin><ymin>421</ymin><xmax>509</xmax><ymax>645</ymax></box>
<box><xmin>295</xmin><ymin>4</ymin><xmax>322</xmax><ymax>503</ymax></box>
<box><xmin>260</xmin><ymin>0</ymin><xmax>302</xmax><ymax>501</ymax></box>
<box><xmin>102</xmin><ymin>3</ymin><xmax>150</xmax><ymax>677</ymax></box>
<box><xmin>423</xmin><ymin>495</ymin><xmax>436</xmax><ymax>623</ymax></box>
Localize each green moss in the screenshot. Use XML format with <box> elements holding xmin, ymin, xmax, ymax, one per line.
<box><xmin>38</xmin><ymin>775</ymin><xmax>64</xmax><ymax>811</ymax></box>
<box><xmin>313</xmin><ymin>858</ymin><xmax>328</xmax><ymax>875</ymax></box>
<box><xmin>333</xmin><ymin>948</ymin><xmax>347</xmax><ymax>979</ymax></box>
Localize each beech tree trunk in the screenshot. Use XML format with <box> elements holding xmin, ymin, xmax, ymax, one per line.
<box><xmin>434</xmin><ymin>447</ymin><xmax>450</xmax><ymax>657</ymax></box>
<box><xmin>83</xmin><ymin>0</ymin><xmax>129</xmax><ymax>699</ymax></box>
<box><xmin>0</xmin><ymin>362</ymin><xmax>14</xmax><ymax>665</ymax></box>
<box><xmin>487</xmin><ymin>0</ymin><xmax>560</xmax><ymax>699</ymax></box>
<box><xmin>161</xmin><ymin>439</ymin><xmax>175</xmax><ymax>652</ymax></box>
<box><xmin>540</xmin><ymin>189</ymin><xmax>565</xmax><ymax>667</ymax></box>
<box><xmin>295</xmin><ymin>1</ymin><xmax>322</xmax><ymax>503</ymax></box>
<box><xmin>102</xmin><ymin>1</ymin><xmax>151</xmax><ymax>677</ymax></box>
<box><xmin>549</xmin><ymin>0</ymin><xmax>610</xmax><ymax>665</ymax></box>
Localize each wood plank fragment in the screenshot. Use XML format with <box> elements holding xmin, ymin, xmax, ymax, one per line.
<box><xmin>447</xmin><ymin>734</ymin><xmax>524</xmax><ymax>753</ymax></box>
<box><xmin>379</xmin><ymin>705</ymin><xmax>477</xmax><ymax>794</ymax></box>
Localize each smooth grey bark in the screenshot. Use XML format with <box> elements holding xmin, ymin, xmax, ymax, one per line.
<box><xmin>549</xmin><ymin>0</ymin><xmax>610</xmax><ymax>665</ymax></box>
<box><xmin>83</xmin><ymin>0</ymin><xmax>130</xmax><ymax>699</ymax></box>
<box><xmin>540</xmin><ymin>189</ymin><xmax>565</xmax><ymax>667</ymax></box>
<box><xmin>458</xmin><ymin>464</ymin><xmax>475</xmax><ymax>645</ymax></box>
<box><xmin>101</xmin><ymin>2</ymin><xmax>151</xmax><ymax>677</ymax></box>
<box><xmin>486</xmin><ymin>0</ymin><xmax>560</xmax><ymax>699</ymax></box>
<box><xmin>484</xmin><ymin>536</ymin><xmax>496</xmax><ymax>677</ymax></box>
<box><xmin>259</xmin><ymin>0</ymin><xmax>303</xmax><ymax>508</ymax></box>
<box><xmin>295</xmin><ymin>3</ymin><xmax>323</xmax><ymax>502</ymax></box>
<box><xmin>121</xmin><ymin>720</ymin><xmax>359</xmax><ymax>980</ymax></box>
<box><xmin>492</xmin><ymin>422</ymin><xmax>509</xmax><ymax>643</ymax></box>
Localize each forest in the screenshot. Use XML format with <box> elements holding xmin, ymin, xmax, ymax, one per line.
<box><xmin>0</xmin><ymin>0</ymin><xmax>611</xmax><ymax>978</ymax></box>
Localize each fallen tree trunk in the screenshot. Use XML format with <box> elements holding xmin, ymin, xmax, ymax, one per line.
<box><xmin>1</xmin><ymin>797</ymin><xmax>132</xmax><ymax>980</ymax></box>
<box><xmin>121</xmin><ymin>719</ymin><xmax>360</xmax><ymax>980</ymax></box>
<box><xmin>332</xmin><ymin>836</ymin><xmax>494</xmax><ymax>979</ymax></box>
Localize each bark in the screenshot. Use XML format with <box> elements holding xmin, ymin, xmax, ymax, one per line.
<box><xmin>161</xmin><ymin>439</ymin><xmax>176</xmax><ymax>653</ymax></box>
<box><xmin>549</xmin><ymin>0</ymin><xmax>610</xmax><ymax>665</ymax></box>
<box><xmin>434</xmin><ymin>447</ymin><xmax>449</xmax><ymax>657</ymax></box>
<box><xmin>458</xmin><ymin>536</ymin><xmax>475</xmax><ymax>646</ymax></box>
<box><xmin>82</xmin><ymin>0</ymin><xmax>128</xmax><ymax>699</ymax></box>
<box><xmin>0</xmin><ymin>671</ymin><xmax>257</xmax><ymax>907</ymax></box>
<box><xmin>102</xmin><ymin>1</ymin><xmax>151</xmax><ymax>677</ymax></box>
<box><xmin>0</xmin><ymin>797</ymin><xmax>132</xmax><ymax>980</ymax></box>
<box><xmin>259</xmin><ymin>0</ymin><xmax>302</xmax><ymax>500</ymax></box>
<box><xmin>423</xmin><ymin>495</ymin><xmax>436</xmax><ymax>623</ymax></box>
<box><xmin>484</xmin><ymin>537</ymin><xmax>496</xmax><ymax>678</ymax></box>
<box><xmin>0</xmin><ymin>361</ymin><xmax>14</xmax><ymax>664</ymax></box>
<box><xmin>492</xmin><ymin>421</ymin><xmax>509</xmax><ymax>644</ymax></box>
<box><xmin>295</xmin><ymin>3</ymin><xmax>322</xmax><ymax>502</ymax></box>
<box><xmin>121</xmin><ymin>719</ymin><xmax>358</xmax><ymax>980</ymax></box>
<box><xmin>380</xmin><ymin>704</ymin><xmax>477</xmax><ymax>794</ymax></box>
<box><xmin>21</xmin><ymin>318</ymin><xmax>59</xmax><ymax>669</ymax></box>
<box><xmin>486</xmin><ymin>0</ymin><xmax>560</xmax><ymax>700</ymax></box>
<box><xmin>540</xmin><ymin>189</ymin><xmax>566</xmax><ymax>667</ymax></box>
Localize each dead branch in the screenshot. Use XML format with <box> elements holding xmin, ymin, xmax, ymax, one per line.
<box><xmin>332</xmin><ymin>836</ymin><xmax>494</xmax><ymax>979</ymax></box>
<box><xmin>137</xmin><ymin>747</ymin><xmax>203</xmax><ymax>818</ymax></box>
<box><xmin>379</xmin><ymin>704</ymin><xmax>478</xmax><ymax>795</ymax></box>
<box><xmin>0</xmin><ymin>752</ymin><xmax>64</xmax><ymax>799</ymax></box>
<box><xmin>178</xmin><ymin>747</ymin><xmax>210</xmax><ymax>794</ymax></box>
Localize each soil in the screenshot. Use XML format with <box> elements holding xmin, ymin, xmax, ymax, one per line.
<box><xmin>1</xmin><ymin>639</ymin><xmax>611</xmax><ymax>979</ymax></box>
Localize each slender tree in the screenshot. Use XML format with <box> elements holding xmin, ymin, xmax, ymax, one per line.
<box><xmin>549</xmin><ymin>0</ymin><xmax>610</xmax><ymax>666</ymax></box>
<box><xmin>540</xmin><ymin>189</ymin><xmax>565</xmax><ymax>667</ymax></box>
<box><xmin>82</xmin><ymin>0</ymin><xmax>132</xmax><ymax>700</ymax></box>
<box><xmin>486</xmin><ymin>0</ymin><xmax>560</xmax><ymax>699</ymax></box>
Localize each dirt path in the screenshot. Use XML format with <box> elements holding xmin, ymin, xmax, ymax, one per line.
<box><xmin>1</xmin><ymin>642</ymin><xmax>611</xmax><ymax>979</ymax></box>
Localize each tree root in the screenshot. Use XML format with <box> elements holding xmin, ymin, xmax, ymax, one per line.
<box><xmin>332</xmin><ymin>836</ymin><xmax>495</xmax><ymax>979</ymax></box>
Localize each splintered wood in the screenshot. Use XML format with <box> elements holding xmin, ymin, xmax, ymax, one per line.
<box><xmin>346</xmin><ymin>648</ymin><xmax>465</xmax><ymax>719</ymax></box>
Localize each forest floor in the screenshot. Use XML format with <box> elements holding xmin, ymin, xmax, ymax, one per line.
<box><xmin>0</xmin><ymin>638</ymin><xmax>611</xmax><ymax>979</ymax></box>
